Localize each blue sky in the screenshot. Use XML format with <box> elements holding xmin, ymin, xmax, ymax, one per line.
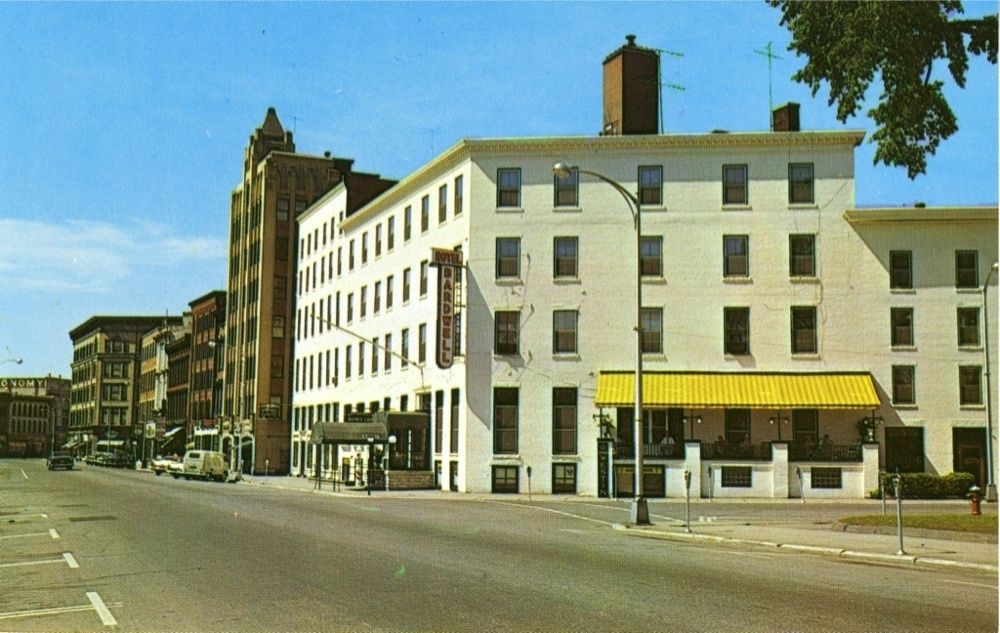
<box><xmin>1</xmin><ymin>1</ymin><xmax>997</xmax><ymax>377</ymax></box>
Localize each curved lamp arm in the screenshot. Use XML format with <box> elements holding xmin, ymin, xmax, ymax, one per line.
<box><xmin>552</xmin><ymin>163</ymin><xmax>639</xmax><ymax>224</ymax></box>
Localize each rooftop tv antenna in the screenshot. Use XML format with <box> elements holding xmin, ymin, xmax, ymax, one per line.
<box><xmin>754</xmin><ymin>42</ymin><xmax>783</xmax><ymax>130</ymax></box>
<box><xmin>641</xmin><ymin>47</ymin><xmax>685</xmax><ymax>133</ymax></box>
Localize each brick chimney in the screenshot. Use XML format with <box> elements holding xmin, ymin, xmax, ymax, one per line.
<box><xmin>602</xmin><ymin>35</ymin><xmax>660</xmax><ymax>135</ymax></box>
<box><xmin>772</xmin><ymin>102</ymin><xmax>801</xmax><ymax>132</ymax></box>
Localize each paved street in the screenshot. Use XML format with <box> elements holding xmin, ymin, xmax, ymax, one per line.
<box><xmin>2</xmin><ymin>458</ymin><xmax>997</xmax><ymax>633</ymax></box>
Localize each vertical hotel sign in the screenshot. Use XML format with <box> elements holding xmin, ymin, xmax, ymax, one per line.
<box><xmin>431</xmin><ymin>248</ymin><xmax>462</xmax><ymax>369</ymax></box>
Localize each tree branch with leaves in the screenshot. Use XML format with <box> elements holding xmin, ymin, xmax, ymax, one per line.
<box><xmin>770</xmin><ymin>1</ymin><xmax>997</xmax><ymax>178</ymax></box>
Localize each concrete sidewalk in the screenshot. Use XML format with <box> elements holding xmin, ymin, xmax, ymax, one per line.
<box><xmin>237</xmin><ymin>474</ymin><xmax>998</xmax><ymax>574</ymax></box>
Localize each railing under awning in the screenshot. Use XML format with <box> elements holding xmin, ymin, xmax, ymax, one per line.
<box><xmin>594</xmin><ymin>371</ymin><xmax>881</xmax><ymax>409</ymax></box>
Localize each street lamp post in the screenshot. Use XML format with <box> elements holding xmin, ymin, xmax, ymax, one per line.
<box><xmin>553</xmin><ymin>162</ymin><xmax>649</xmax><ymax>525</ymax></box>
<box><xmin>984</xmin><ymin>262</ymin><xmax>998</xmax><ymax>502</ymax></box>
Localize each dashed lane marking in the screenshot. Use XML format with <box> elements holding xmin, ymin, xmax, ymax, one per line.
<box><xmin>0</xmin><ymin>558</ymin><xmax>66</xmax><ymax>569</ymax></box>
<box><xmin>63</xmin><ymin>552</ymin><xmax>79</xmax><ymax>569</ymax></box>
<box><xmin>87</xmin><ymin>591</ymin><xmax>118</xmax><ymax>626</ymax></box>
<box><xmin>0</xmin><ymin>531</ymin><xmax>50</xmax><ymax>540</ymax></box>
<box><xmin>0</xmin><ymin>603</ymin><xmax>96</xmax><ymax>621</ymax></box>
<box><xmin>20</xmin><ymin>468</ymin><xmax>28</xmax><ymax>479</ymax></box>
<box><xmin>49</xmin><ymin>528</ymin><xmax>60</xmax><ymax>539</ymax></box>
<box><xmin>941</xmin><ymin>579</ymin><xmax>998</xmax><ymax>590</ymax></box>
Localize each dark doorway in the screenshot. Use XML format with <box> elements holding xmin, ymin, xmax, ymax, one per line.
<box><xmin>953</xmin><ymin>428</ymin><xmax>987</xmax><ymax>487</ymax></box>
<box><xmin>885</xmin><ymin>426</ymin><xmax>925</xmax><ymax>473</ymax></box>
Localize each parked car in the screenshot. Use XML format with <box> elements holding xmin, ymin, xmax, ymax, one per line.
<box><xmin>151</xmin><ymin>455</ymin><xmax>183</xmax><ymax>477</ymax></box>
<box><xmin>46</xmin><ymin>452</ymin><xmax>74</xmax><ymax>471</ymax></box>
<box><xmin>181</xmin><ymin>450</ymin><xmax>228</xmax><ymax>482</ymax></box>
<box><xmin>103</xmin><ymin>453</ymin><xmax>129</xmax><ymax>468</ymax></box>
<box><xmin>85</xmin><ymin>452</ymin><xmax>113</xmax><ymax>466</ymax></box>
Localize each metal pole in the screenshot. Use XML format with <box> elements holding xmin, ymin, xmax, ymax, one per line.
<box><xmin>684</xmin><ymin>470</ymin><xmax>692</xmax><ymax>533</ymax></box>
<box><xmin>630</xmin><ymin>196</ymin><xmax>649</xmax><ymax>525</ymax></box>
<box><xmin>984</xmin><ymin>264</ymin><xmax>997</xmax><ymax>502</ymax></box>
<box><xmin>895</xmin><ymin>472</ymin><xmax>906</xmax><ymax>555</ymax></box>
<box><xmin>880</xmin><ymin>470</ymin><xmax>887</xmax><ymax>516</ymax></box>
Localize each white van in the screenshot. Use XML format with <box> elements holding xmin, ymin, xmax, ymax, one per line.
<box><xmin>181</xmin><ymin>450</ymin><xmax>228</xmax><ymax>482</ymax></box>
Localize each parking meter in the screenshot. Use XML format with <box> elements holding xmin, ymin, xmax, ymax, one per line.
<box><xmin>683</xmin><ymin>469</ymin><xmax>692</xmax><ymax>533</ymax></box>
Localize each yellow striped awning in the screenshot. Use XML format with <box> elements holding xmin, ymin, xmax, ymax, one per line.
<box><xmin>594</xmin><ymin>371</ymin><xmax>880</xmax><ymax>409</ymax></box>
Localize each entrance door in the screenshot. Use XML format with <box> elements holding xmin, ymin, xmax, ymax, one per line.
<box><xmin>885</xmin><ymin>426</ymin><xmax>925</xmax><ymax>473</ymax></box>
<box><xmin>953</xmin><ymin>428</ymin><xmax>987</xmax><ymax>487</ymax></box>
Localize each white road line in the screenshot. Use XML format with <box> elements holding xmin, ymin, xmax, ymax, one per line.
<box><xmin>942</xmin><ymin>578</ymin><xmax>998</xmax><ymax>590</ymax></box>
<box><xmin>49</xmin><ymin>528</ymin><xmax>60</xmax><ymax>539</ymax></box>
<box><xmin>0</xmin><ymin>603</ymin><xmax>96</xmax><ymax>621</ymax></box>
<box><xmin>490</xmin><ymin>500</ymin><xmax>615</xmax><ymax>526</ymax></box>
<box><xmin>63</xmin><ymin>552</ymin><xmax>79</xmax><ymax>569</ymax></box>
<box><xmin>20</xmin><ymin>468</ymin><xmax>28</xmax><ymax>479</ymax></box>
<box><xmin>0</xmin><ymin>532</ymin><xmax>50</xmax><ymax>540</ymax></box>
<box><xmin>87</xmin><ymin>592</ymin><xmax>117</xmax><ymax>626</ymax></box>
<box><xmin>0</xmin><ymin>558</ymin><xmax>64</xmax><ymax>568</ymax></box>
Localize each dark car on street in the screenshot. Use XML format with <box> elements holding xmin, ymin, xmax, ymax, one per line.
<box><xmin>46</xmin><ymin>452</ymin><xmax>74</xmax><ymax>470</ymax></box>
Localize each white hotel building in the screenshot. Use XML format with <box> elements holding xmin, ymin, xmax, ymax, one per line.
<box><xmin>290</xmin><ymin>40</ymin><xmax>997</xmax><ymax>498</ymax></box>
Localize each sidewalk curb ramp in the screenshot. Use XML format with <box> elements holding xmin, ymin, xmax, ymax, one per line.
<box><xmin>613</xmin><ymin>524</ymin><xmax>998</xmax><ymax>574</ymax></box>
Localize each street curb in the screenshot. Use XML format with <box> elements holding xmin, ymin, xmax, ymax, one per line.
<box><xmin>613</xmin><ymin>524</ymin><xmax>998</xmax><ymax>573</ymax></box>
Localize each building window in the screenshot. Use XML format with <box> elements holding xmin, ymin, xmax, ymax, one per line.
<box><xmin>345</xmin><ymin>346</ymin><xmax>352</xmax><ymax>380</ymax></box>
<box><xmin>360</xmin><ymin>287</ymin><xmax>367</xmax><ymax>319</ymax></box>
<box><xmin>420</xmin><ymin>195</ymin><xmax>430</xmax><ymax>233</ymax></box>
<box><xmin>497</xmin><ymin>168</ymin><xmax>521</xmax><ymax>208</ymax></box>
<box><xmin>791</xmin><ymin>306</ymin><xmax>817</xmax><ymax>354</ymax></box>
<box><xmin>401</xmin><ymin>328</ymin><xmax>409</xmax><ymax>367</ymax></box>
<box><xmin>721</xmin><ymin>466</ymin><xmax>752</xmax><ymax>488</ymax></box>
<box><xmin>792</xmin><ymin>409</ymin><xmax>819</xmax><ymax>447</ymax></box>
<box><xmin>891</xmin><ymin>308</ymin><xmax>914</xmax><ymax>347</ymax></box>
<box><xmin>638</xmin><ymin>166</ymin><xmax>662</xmax><ymax>206</ymax></box>
<box><xmin>276</xmin><ymin>197</ymin><xmax>289</xmax><ymax>221</ymax></box>
<box><xmin>960</xmin><ymin>366</ymin><xmax>983</xmax><ymax>405</ymax></box>
<box><xmin>553</xmin><ymin>237</ymin><xmax>578</xmax><ymax>278</ymax></box>
<box><xmin>788</xmin><ymin>163</ymin><xmax>814</xmax><ymax>204</ymax></box>
<box><xmin>725</xmin><ymin>408</ymin><xmax>751</xmax><ymax>445</ymax></box>
<box><xmin>723</xmin><ymin>164</ymin><xmax>748</xmax><ymax>205</ymax></box>
<box><xmin>272</xmin><ymin>316</ymin><xmax>285</xmax><ymax>339</ymax></box>
<box><xmin>374</xmin><ymin>281</ymin><xmax>381</xmax><ymax>314</ymax></box>
<box><xmin>371</xmin><ymin>337</ymin><xmax>379</xmax><ymax>375</ymax></box>
<box><xmin>491</xmin><ymin>465</ymin><xmax>519</xmax><ymax>493</ymax></box>
<box><xmin>640</xmin><ymin>236</ymin><xmax>663</xmax><ymax>277</ymax></box>
<box><xmin>384</xmin><ymin>333</ymin><xmax>392</xmax><ymax>372</ymax></box>
<box><xmin>552</xmin><ymin>387</ymin><xmax>577</xmax><ymax>455</ymax></box>
<box><xmin>438</xmin><ymin>184</ymin><xmax>448</xmax><ymax>224</ymax></box>
<box><xmin>552</xmin><ymin>464</ymin><xmax>577</xmax><ymax>494</ymax></box>
<box><xmin>495</xmin><ymin>311</ymin><xmax>520</xmax><ymax>355</ymax></box>
<box><xmin>958</xmin><ymin>307</ymin><xmax>980</xmax><ymax>346</ymax></box>
<box><xmin>349</xmin><ymin>240</ymin><xmax>355</xmax><ymax>271</ymax></box>
<box><xmin>418</xmin><ymin>324</ymin><xmax>427</xmax><ymax>364</ymax></box>
<box><xmin>454</xmin><ymin>175</ymin><xmax>464</xmax><ymax>216</ymax></box>
<box><xmin>724</xmin><ymin>235</ymin><xmax>749</xmax><ymax>277</ymax></box>
<box><xmin>450</xmin><ymin>388</ymin><xmax>460</xmax><ymax>453</ymax></box>
<box><xmin>890</xmin><ymin>251</ymin><xmax>913</xmax><ymax>289</ymax></box>
<box><xmin>404</xmin><ymin>206</ymin><xmax>412</xmax><ymax>241</ymax></box>
<box><xmin>640</xmin><ymin>307</ymin><xmax>663</xmax><ymax>354</ymax></box>
<box><xmin>892</xmin><ymin>365</ymin><xmax>915</xmax><ymax>405</ymax></box>
<box><xmin>419</xmin><ymin>261</ymin><xmax>429</xmax><ymax>297</ymax></box>
<box><xmin>955</xmin><ymin>251</ymin><xmax>979</xmax><ymax>289</ymax></box>
<box><xmin>358</xmin><ymin>342</ymin><xmax>365</xmax><ymax>376</ymax></box>
<box><xmin>346</xmin><ymin>294</ymin><xmax>354</xmax><ymax>323</ymax></box>
<box><xmin>403</xmin><ymin>268</ymin><xmax>411</xmax><ymax>303</ymax></box>
<box><xmin>493</xmin><ymin>387</ymin><xmax>519</xmax><ymax>454</ymax></box>
<box><xmin>811</xmin><ymin>467</ymin><xmax>842</xmax><ymax>489</ymax></box>
<box><xmin>553</xmin><ymin>310</ymin><xmax>578</xmax><ymax>354</ymax></box>
<box><xmin>387</xmin><ymin>216</ymin><xmax>395</xmax><ymax>251</ymax></box>
<box><xmin>789</xmin><ymin>234</ymin><xmax>815</xmax><ymax>277</ymax></box>
<box><xmin>375</xmin><ymin>225</ymin><xmax>382</xmax><ymax>257</ymax></box>
<box><xmin>496</xmin><ymin>238</ymin><xmax>520</xmax><ymax>279</ymax></box>
<box><xmin>386</xmin><ymin>275</ymin><xmax>394</xmax><ymax>310</ymax></box>
<box><xmin>554</xmin><ymin>170</ymin><xmax>578</xmax><ymax>207</ymax></box>
<box><xmin>724</xmin><ymin>307</ymin><xmax>750</xmax><ymax>355</ymax></box>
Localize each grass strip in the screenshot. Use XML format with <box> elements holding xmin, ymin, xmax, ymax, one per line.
<box><xmin>840</xmin><ymin>513</ymin><xmax>997</xmax><ymax>534</ymax></box>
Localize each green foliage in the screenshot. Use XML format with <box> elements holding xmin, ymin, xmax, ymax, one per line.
<box><xmin>770</xmin><ymin>1</ymin><xmax>997</xmax><ymax>178</ymax></box>
<box><xmin>841</xmin><ymin>513</ymin><xmax>997</xmax><ymax>533</ymax></box>
<box><xmin>870</xmin><ymin>471</ymin><xmax>976</xmax><ymax>499</ymax></box>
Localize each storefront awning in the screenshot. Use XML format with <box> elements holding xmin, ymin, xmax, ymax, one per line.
<box><xmin>311</xmin><ymin>421</ymin><xmax>389</xmax><ymax>445</ymax></box>
<box><xmin>163</xmin><ymin>427</ymin><xmax>183</xmax><ymax>437</ymax></box>
<box><xmin>594</xmin><ymin>371</ymin><xmax>881</xmax><ymax>409</ymax></box>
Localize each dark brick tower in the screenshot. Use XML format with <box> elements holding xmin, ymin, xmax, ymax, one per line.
<box><xmin>602</xmin><ymin>35</ymin><xmax>660</xmax><ymax>135</ymax></box>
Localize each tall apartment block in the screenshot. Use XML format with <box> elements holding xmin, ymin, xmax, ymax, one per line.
<box><xmin>224</xmin><ymin>108</ymin><xmax>394</xmax><ymax>474</ymax></box>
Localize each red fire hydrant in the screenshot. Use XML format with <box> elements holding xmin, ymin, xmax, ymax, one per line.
<box><xmin>969</xmin><ymin>485</ymin><xmax>982</xmax><ymax>516</ymax></box>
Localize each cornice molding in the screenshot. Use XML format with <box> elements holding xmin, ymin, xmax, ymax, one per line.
<box><xmin>844</xmin><ymin>206</ymin><xmax>998</xmax><ymax>224</ymax></box>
